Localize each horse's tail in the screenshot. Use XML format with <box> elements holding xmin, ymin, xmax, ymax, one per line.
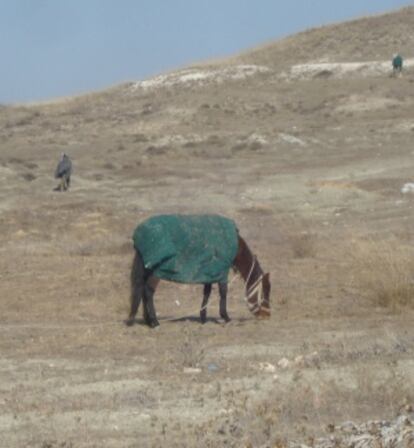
<box><xmin>126</xmin><ymin>249</ymin><xmax>145</xmax><ymax>326</ymax></box>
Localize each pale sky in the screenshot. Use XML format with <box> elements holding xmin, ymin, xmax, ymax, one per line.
<box><xmin>0</xmin><ymin>0</ymin><xmax>412</xmax><ymax>103</ymax></box>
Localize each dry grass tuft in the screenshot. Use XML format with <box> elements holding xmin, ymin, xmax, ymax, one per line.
<box><xmin>289</xmin><ymin>231</ymin><xmax>317</xmax><ymax>258</ymax></box>
<box><xmin>278</xmin><ymin>216</ymin><xmax>318</xmax><ymax>259</ymax></box>
<box><xmin>349</xmin><ymin>237</ymin><xmax>414</xmax><ymax>310</ymax></box>
<box><xmin>176</xmin><ymin>325</ymin><xmax>206</xmax><ymax>368</ymax></box>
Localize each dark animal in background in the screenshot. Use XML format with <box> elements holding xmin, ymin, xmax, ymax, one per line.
<box><xmin>126</xmin><ymin>214</ymin><xmax>271</xmax><ymax>328</ymax></box>
<box><xmin>54</xmin><ymin>153</ymin><xmax>72</xmax><ymax>191</ymax></box>
<box><xmin>392</xmin><ymin>53</ymin><xmax>403</xmax><ymax>75</ymax></box>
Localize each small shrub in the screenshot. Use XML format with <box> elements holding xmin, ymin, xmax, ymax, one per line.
<box><xmin>350</xmin><ymin>238</ymin><xmax>414</xmax><ymax>310</ymax></box>
<box><xmin>249</xmin><ymin>140</ymin><xmax>263</xmax><ymax>151</ymax></box>
<box><xmin>290</xmin><ymin>232</ymin><xmax>316</xmax><ymax>258</ymax></box>
<box><xmin>133</xmin><ymin>133</ymin><xmax>148</xmax><ymax>143</ymax></box>
<box><xmin>314</xmin><ymin>69</ymin><xmax>333</xmax><ymax>79</ymax></box>
<box><xmin>182</xmin><ymin>141</ymin><xmax>197</xmax><ymax>148</ymax></box>
<box><xmin>24</xmin><ymin>162</ymin><xmax>38</xmax><ymax>169</ymax></box>
<box><xmin>206</xmin><ymin>134</ymin><xmax>221</xmax><ymax>146</ymax></box>
<box><xmin>141</xmin><ymin>104</ymin><xmax>153</xmax><ymax>115</ymax></box>
<box><xmin>22</xmin><ymin>172</ymin><xmax>36</xmax><ymax>182</ymax></box>
<box><xmin>231</xmin><ymin>142</ymin><xmax>248</xmax><ymax>152</ymax></box>
<box><xmin>146</xmin><ymin>145</ymin><xmax>167</xmax><ymax>155</ymax></box>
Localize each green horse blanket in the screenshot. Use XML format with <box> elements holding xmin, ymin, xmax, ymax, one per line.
<box><xmin>393</xmin><ymin>54</ymin><xmax>403</xmax><ymax>69</ymax></box>
<box><xmin>133</xmin><ymin>214</ymin><xmax>239</xmax><ymax>284</ymax></box>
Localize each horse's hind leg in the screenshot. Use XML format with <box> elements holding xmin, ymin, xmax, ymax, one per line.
<box><xmin>219</xmin><ymin>282</ymin><xmax>231</xmax><ymax>323</ymax></box>
<box><xmin>126</xmin><ymin>250</ymin><xmax>144</xmax><ymax>326</ymax></box>
<box><xmin>143</xmin><ymin>276</ymin><xmax>160</xmax><ymax>328</ymax></box>
<box><xmin>200</xmin><ymin>283</ymin><xmax>212</xmax><ymax>324</ymax></box>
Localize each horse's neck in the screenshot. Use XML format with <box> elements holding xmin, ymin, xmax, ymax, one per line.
<box><xmin>235</xmin><ymin>237</ymin><xmax>263</xmax><ymax>285</ymax></box>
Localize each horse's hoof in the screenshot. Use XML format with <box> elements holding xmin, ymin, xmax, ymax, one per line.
<box><xmin>149</xmin><ymin>320</ymin><xmax>160</xmax><ymax>328</ymax></box>
<box><xmin>255</xmin><ymin>309</ymin><xmax>271</xmax><ymax>319</ymax></box>
<box><xmin>125</xmin><ymin>319</ymin><xmax>135</xmax><ymax>327</ymax></box>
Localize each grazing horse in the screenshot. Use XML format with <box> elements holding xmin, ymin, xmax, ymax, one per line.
<box><xmin>126</xmin><ymin>214</ymin><xmax>271</xmax><ymax>328</ymax></box>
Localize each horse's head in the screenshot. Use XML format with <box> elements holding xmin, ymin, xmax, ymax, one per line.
<box><xmin>246</xmin><ymin>272</ymin><xmax>271</xmax><ymax>319</ymax></box>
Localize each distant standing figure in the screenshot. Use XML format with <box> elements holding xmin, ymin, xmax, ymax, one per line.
<box><xmin>392</xmin><ymin>53</ymin><xmax>403</xmax><ymax>75</ymax></box>
<box><xmin>54</xmin><ymin>153</ymin><xmax>72</xmax><ymax>191</ymax></box>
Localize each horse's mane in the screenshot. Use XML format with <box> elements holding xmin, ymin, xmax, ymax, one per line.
<box><xmin>234</xmin><ymin>236</ymin><xmax>264</xmax><ymax>281</ymax></box>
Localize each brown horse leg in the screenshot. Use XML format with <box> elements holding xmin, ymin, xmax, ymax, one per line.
<box><xmin>219</xmin><ymin>283</ymin><xmax>231</xmax><ymax>322</ymax></box>
<box><xmin>143</xmin><ymin>276</ymin><xmax>160</xmax><ymax>328</ymax></box>
<box><xmin>200</xmin><ymin>283</ymin><xmax>212</xmax><ymax>323</ymax></box>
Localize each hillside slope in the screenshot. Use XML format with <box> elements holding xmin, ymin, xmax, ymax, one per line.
<box><xmin>237</xmin><ymin>6</ymin><xmax>414</xmax><ymax>67</ymax></box>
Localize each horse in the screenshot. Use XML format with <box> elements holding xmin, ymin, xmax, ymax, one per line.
<box><xmin>125</xmin><ymin>214</ymin><xmax>271</xmax><ymax>328</ymax></box>
<box><xmin>392</xmin><ymin>54</ymin><xmax>403</xmax><ymax>76</ymax></box>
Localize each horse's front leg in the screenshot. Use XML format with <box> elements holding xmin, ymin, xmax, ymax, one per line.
<box><xmin>219</xmin><ymin>282</ymin><xmax>231</xmax><ymax>323</ymax></box>
<box><xmin>200</xmin><ymin>283</ymin><xmax>212</xmax><ymax>324</ymax></box>
<box><xmin>143</xmin><ymin>276</ymin><xmax>160</xmax><ymax>328</ymax></box>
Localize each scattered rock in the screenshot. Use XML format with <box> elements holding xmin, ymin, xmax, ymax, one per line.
<box><xmin>401</xmin><ymin>183</ymin><xmax>414</xmax><ymax>194</ymax></box>
<box><xmin>131</xmin><ymin>65</ymin><xmax>271</xmax><ymax>90</ymax></box>
<box><xmin>305</xmin><ymin>351</ymin><xmax>321</xmax><ymax>367</ymax></box>
<box><xmin>340</xmin><ymin>421</ymin><xmax>358</xmax><ymax>434</ymax></box>
<box><xmin>14</xmin><ymin>230</ymin><xmax>27</xmax><ymax>238</ymax></box>
<box><xmin>278</xmin><ymin>133</ymin><xmax>307</xmax><ymax>147</ymax></box>
<box><xmin>277</xmin><ymin>358</ymin><xmax>291</xmax><ymax>369</ymax></box>
<box><xmin>404</xmin><ymin>404</ymin><xmax>413</xmax><ymax>413</ymax></box>
<box><xmin>207</xmin><ymin>363</ymin><xmax>220</xmax><ymax>373</ymax></box>
<box><xmin>258</xmin><ymin>362</ymin><xmax>276</xmax><ymax>373</ymax></box>
<box><xmin>280</xmin><ymin>58</ymin><xmax>414</xmax><ymax>81</ymax></box>
<box><xmin>295</xmin><ymin>414</ymin><xmax>414</xmax><ymax>448</ymax></box>
<box><xmin>294</xmin><ymin>355</ymin><xmax>305</xmax><ymax>367</ymax></box>
<box><xmin>183</xmin><ymin>367</ymin><xmax>201</xmax><ymax>374</ymax></box>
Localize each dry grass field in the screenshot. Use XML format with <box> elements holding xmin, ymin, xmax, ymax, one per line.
<box><xmin>1</xmin><ymin>7</ymin><xmax>414</xmax><ymax>448</ymax></box>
